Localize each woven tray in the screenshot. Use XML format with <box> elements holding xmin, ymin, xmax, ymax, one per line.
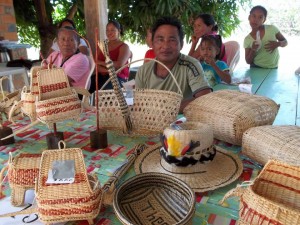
<box><xmin>35</xmin><ymin>143</ymin><xmax>102</xmax><ymax>224</ymax></box>
<box><xmin>242</xmin><ymin>125</ymin><xmax>300</xmax><ymax>166</ymax></box>
<box><xmin>113</xmin><ymin>172</ymin><xmax>195</xmax><ymax>225</ymax></box>
<box><xmin>0</xmin><ymin>153</ymin><xmax>41</xmax><ymax>206</ymax></box>
<box><xmin>184</xmin><ymin>90</ymin><xmax>279</xmax><ymax>145</ymax></box>
<box><xmin>221</xmin><ymin>160</ymin><xmax>300</xmax><ymax>225</ymax></box>
<box><xmin>98</xmin><ymin>58</ymin><xmax>183</xmax><ymax>136</ymax></box>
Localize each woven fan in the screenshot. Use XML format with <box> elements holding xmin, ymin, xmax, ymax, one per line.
<box><xmin>98</xmin><ymin>40</ymin><xmax>132</xmax><ymax>134</ymax></box>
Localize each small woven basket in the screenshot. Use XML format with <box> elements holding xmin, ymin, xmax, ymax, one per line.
<box><xmin>0</xmin><ymin>153</ymin><xmax>41</xmax><ymax>206</ymax></box>
<box><xmin>19</xmin><ymin>65</ymin><xmax>45</xmax><ymax>121</ymax></box>
<box><xmin>184</xmin><ymin>90</ymin><xmax>279</xmax><ymax>145</ymax></box>
<box><xmin>113</xmin><ymin>172</ymin><xmax>195</xmax><ymax>225</ymax></box>
<box><xmin>29</xmin><ymin>65</ymin><xmax>44</xmax><ymax>96</ymax></box>
<box><xmin>221</xmin><ymin>160</ymin><xmax>300</xmax><ymax>225</ymax></box>
<box><xmin>20</xmin><ymin>86</ymin><xmax>37</xmax><ymax>121</ymax></box>
<box><xmin>98</xmin><ymin>58</ymin><xmax>183</xmax><ymax>136</ymax></box>
<box><xmin>35</xmin><ymin>68</ymin><xmax>81</xmax><ymax>125</ymax></box>
<box><xmin>242</xmin><ymin>125</ymin><xmax>300</xmax><ymax>166</ymax></box>
<box><xmin>35</xmin><ymin>142</ymin><xmax>102</xmax><ymax>224</ymax></box>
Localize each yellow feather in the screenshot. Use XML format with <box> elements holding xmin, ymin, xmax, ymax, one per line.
<box><xmin>167</xmin><ymin>135</ymin><xmax>182</xmax><ymax>157</ymax></box>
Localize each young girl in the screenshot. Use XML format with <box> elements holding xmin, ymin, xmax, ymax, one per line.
<box><xmin>199</xmin><ymin>35</ymin><xmax>231</xmax><ymax>87</ymax></box>
<box><xmin>189</xmin><ymin>13</ymin><xmax>227</xmax><ymax>63</ymax></box>
<box><xmin>244</xmin><ymin>5</ymin><xmax>287</xmax><ymax>68</ymax></box>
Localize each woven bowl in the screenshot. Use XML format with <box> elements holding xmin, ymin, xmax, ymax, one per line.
<box><xmin>113</xmin><ymin>173</ymin><xmax>195</xmax><ymax>225</ymax></box>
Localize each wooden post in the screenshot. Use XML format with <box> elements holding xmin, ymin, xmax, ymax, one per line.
<box><xmin>84</xmin><ymin>0</ymin><xmax>108</xmax><ymax>56</ymax></box>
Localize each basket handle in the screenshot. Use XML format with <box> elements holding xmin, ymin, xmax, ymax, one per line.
<box><xmin>101</xmin><ymin>58</ymin><xmax>183</xmax><ymax>95</ymax></box>
<box><xmin>0</xmin><ymin>165</ymin><xmax>8</xmax><ymax>194</ymax></box>
<box><xmin>219</xmin><ymin>181</ymin><xmax>253</xmax><ymax>206</ymax></box>
<box><xmin>101</xmin><ymin>143</ymin><xmax>147</xmax><ymax>205</ymax></box>
<box><xmin>58</xmin><ymin>140</ymin><xmax>66</xmax><ymax>149</ymax></box>
<box><xmin>0</xmin><ymin>76</ymin><xmax>9</xmax><ymax>100</ymax></box>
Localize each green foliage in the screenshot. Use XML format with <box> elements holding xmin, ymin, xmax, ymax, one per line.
<box><xmin>107</xmin><ymin>0</ymin><xmax>251</xmax><ymax>44</ymax></box>
<box><xmin>14</xmin><ymin>0</ymin><xmax>252</xmax><ymax>47</ymax></box>
<box><xmin>13</xmin><ymin>0</ymin><xmax>85</xmax><ymax>48</ymax></box>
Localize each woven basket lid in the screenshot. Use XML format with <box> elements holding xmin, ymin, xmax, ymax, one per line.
<box><xmin>134</xmin><ymin>144</ymin><xmax>243</xmax><ymax>192</ymax></box>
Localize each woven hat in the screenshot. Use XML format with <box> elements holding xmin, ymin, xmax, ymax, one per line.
<box><xmin>134</xmin><ymin>143</ymin><xmax>243</xmax><ymax>192</ymax></box>
<box><xmin>160</xmin><ymin>122</ymin><xmax>216</xmax><ymax>166</ymax></box>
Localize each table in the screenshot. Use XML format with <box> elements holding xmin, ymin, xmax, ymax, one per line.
<box><xmin>0</xmin><ymin>63</ymin><xmax>29</xmax><ymax>92</ymax></box>
<box><xmin>1</xmin><ymin>64</ymin><xmax>297</xmax><ymax>224</ymax></box>
<box><xmin>0</xmin><ymin>110</ymin><xmax>261</xmax><ymax>225</ymax></box>
<box><xmin>213</xmin><ymin>66</ymin><xmax>300</xmax><ymax>125</ymax></box>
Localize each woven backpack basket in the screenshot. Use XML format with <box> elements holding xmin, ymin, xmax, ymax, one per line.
<box><xmin>242</xmin><ymin>125</ymin><xmax>300</xmax><ymax>166</ymax></box>
<box><xmin>184</xmin><ymin>90</ymin><xmax>279</xmax><ymax>145</ymax></box>
<box><xmin>0</xmin><ymin>153</ymin><xmax>41</xmax><ymax>206</ymax></box>
<box><xmin>36</xmin><ymin>143</ymin><xmax>102</xmax><ymax>224</ymax></box>
<box><xmin>19</xmin><ymin>65</ymin><xmax>45</xmax><ymax>122</ymax></box>
<box><xmin>221</xmin><ymin>160</ymin><xmax>300</xmax><ymax>225</ymax></box>
<box><xmin>98</xmin><ymin>58</ymin><xmax>183</xmax><ymax>136</ymax></box>
<box><xmin>35</xmin><ymin>68</ymin><xmax>82</xmax><ymax>125</ymax></box>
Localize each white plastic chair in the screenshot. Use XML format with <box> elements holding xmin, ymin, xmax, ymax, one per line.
<box><xmin>85</xmin><ymin>48</ymin><xmax>96</xmax><ymax>90</ymax></box>
<box><xmin>224</xmin><ymin>41</ymin><xmax>240</xmax><ymax>74</ymax></box>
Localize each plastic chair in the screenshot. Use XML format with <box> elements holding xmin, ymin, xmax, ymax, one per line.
<box><xmin>224</xmin><ymin>41</ymin><xmax>240</xmax><ymax>73</ymax></box>
<box><xmin>85</xmin><ymin>48</ymin><xmax>96</xmax><ymax>90</ymax></box>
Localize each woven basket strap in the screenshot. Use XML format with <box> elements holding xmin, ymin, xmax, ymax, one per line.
<box><xmin>98</xmin><ymin>40</ymin><xmax>132</xmax><ymax>133</ymax></box>
<box><xmin>0</xmin><ymin>165</ymin><xmax>8</xmax><ymax>194</ymax></box>
<box><xmin>7</xmin><ymin>99</ymin><xmax>22</xmax><ymax>124</ymax></box>
<box><xmin>219</xmin><ymin>186</ymin><xmax>245</xmax><ymax>205</ymax></box>
<box><xmin>0</xmin><ymin>207</ymin><xmax>37</xmax><ymax>218</ymax></box>
<box><xmin>102</xmin><ymin>144</ymin><xmax>147</xmax><ymax>205</ymax></box>
<box><xmin>0</xmin><ymin>76</ymin><xmax>9</xmax><ymax>100</ymax></box>
<box><xmin>0</xmin><ymin>120</ymin><xmax>40</xmax><ymax>141</ymax></box>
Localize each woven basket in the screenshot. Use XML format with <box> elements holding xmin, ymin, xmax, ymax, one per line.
<box><xmin>35</xmin><ymin>142</ymin><xmax>102</xmax><ymax>224</ymax></box>
<box><xmin>0</xmin><ymin>153</ymin><xmax>41</xmax><ymax>206</ymax></box>
<box><xmin>98</xmin><ymin>58</ymin><xmax>183</xmax><ymax>136</ymax></box>
<box><xmin>113</xmin><ymin>172</ymin><xmax>195</xmax><ymax>225</ymax></box>
<box><xmin>221</xmin><ymin>160</ymin><xmax>300</xmax><ymax>225</ymax></box>
<box><xmin>29</xmin><ymin>65</ymin><xmax>44</xmax><ymax>96</ymax></box>
<box><xmin>19</xmin><ymin>65</ymin><xmax>45</xmax><ymax>121</ymax></box>
<box><xmin>35</xmin><ymin>68</ymin><xmax>81</xmax><ymax>125</ymax></box>
<box><xmin>20</xmin><ymin>86</ymin><xmax>37</xmax><ymax>121</ymax></box>
<box><xmin>184</xmin><ymin>90</ymin><xmax>279</xmax><ymax>145</ymax></box>
<box><xmin>242</xmin><ymin>125</ymin><xmax>300</xmax><ymax>166</ymax></box>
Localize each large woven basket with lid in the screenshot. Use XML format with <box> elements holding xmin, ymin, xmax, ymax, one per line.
<box><xmin>221</xmin><ymin>160</ymin><xmax>300</xmax><ymax>225</ymax></box>
<box><xmin>242</xmin><ymin>125</ymin><xmax>300</xmax><ymax>166</ymax></box>
<box><xmin>184</xmin><ymin>90</ymin><xmax>279</xmax><ymax>145</ymax></box>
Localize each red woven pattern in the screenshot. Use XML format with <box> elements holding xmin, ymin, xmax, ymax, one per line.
<box><xmin>36</xmin><ymin>97</ymin><xmax>78</xmax><ymax>108</ymax></box>
<box><xmin>37</xmin><ymin>103</ymin><xmax>81</xmax><ymax>117</ymax></box>
<box><xmin>241</xmin><ymin>200</ymin><xmax>283</xmax><ymax>225</ymax></box>
<box><xmin>40</xmin><ymin>82</ymin><xmax>68</xmax><ymax>94</ymax></box>
<box><xmin>18</xmin><ymin>153</ymin><xmax>42</xmax><ymax>158</ymax></box>
<box><xmin>39</xmin><ymin>203</ymin><xmax>99</xmax><ymax>216</ymax></box>
<box><xmin>8</xmin><ymin>168</ymin><xmax>39</xmax><ymax>185</ymax></box>
<box><xmin>23</xmin><ymin>99</ymin><xmax>35</xmax><ymax>104</ymax></box>
<box><xmin>39</xmin><ymin>189</ymin><xmax>101</xmax><ymax>205</ymax></box>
